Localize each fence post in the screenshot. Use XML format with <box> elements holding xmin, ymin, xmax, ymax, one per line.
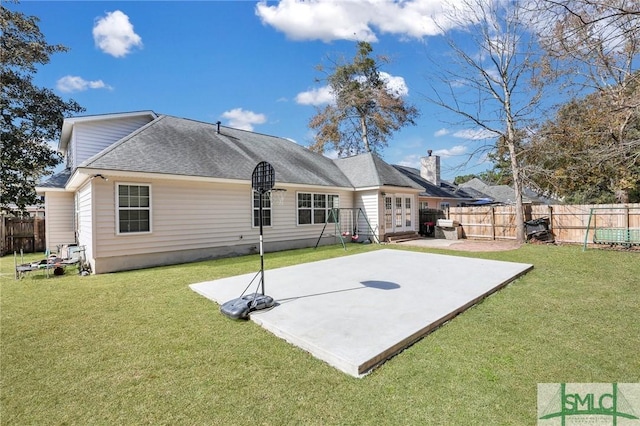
<box><xmin>0</xmin><ymin>216</ymin><xmax>5</xmax><ymax>256</ymax></box>
<box><xmin>491</xmin><ymin>206</ymin><xmax>496</xmax><ymax>240</ymax></box>
<box><xmin>625</xmin><ymin>205</ymin><xmax>630</xmax><ymax>229</ymax></box>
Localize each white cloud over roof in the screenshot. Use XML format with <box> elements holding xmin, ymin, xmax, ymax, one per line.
<box><xmin>221</xmin><ymin>108</ymin><xmax>267</xmax><ymax>131</ymax></box>
<box><xmin>93</xmin><ymin>10</ymin><xmax>143</xmax><ymax>57</ymax></box>
<box><xmin>56</xmin><ymin>75</ymin><xmax>112</xmax><ymax>93</ymax></box>
<box><xmin>255</xmin><ymin>0</ymin><xmax>463</xmax><ymax>42</ymax></box>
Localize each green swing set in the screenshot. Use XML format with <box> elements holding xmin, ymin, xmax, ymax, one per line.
<box><xmin>315</xmin><ymin>208</ymin><xmax>379</xmax><ymax>250</ymax></box>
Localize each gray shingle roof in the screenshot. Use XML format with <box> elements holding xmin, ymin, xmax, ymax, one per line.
<box><xmin>460</xmin><ymin>178</ymin><xmax>552</xmax><ymax>204</ymax></box>
<box><xmin>44</xmin><ymin>114</ymin><xmax>429</xmax><ymax>192</ymax></box>
<box><xmin>38</xmin><ymin>168</ymin><xmax>72</xmax><ymax>189</ymax></box>
<box><xmin>334</xmin><ymin>153</ymin><xmax>423</xmax><ymax>190</ymax></box>
<box><xmin>392</xmin><ymin>165</ymin><xmax>477</xmax><ymax>199</ymax></box>
<box><xmin>81</xmin><ymin>115</ymin><xmax>354</xmax><ymax>188</ymax></box>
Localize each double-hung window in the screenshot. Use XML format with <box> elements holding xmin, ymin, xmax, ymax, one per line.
<box><xmin>253</xmin><ymin>191</ymin><xmax>272</xmax><ymax>227</ymax></box>
<box><xmin>297</xmin><ymin>192</ymin><xmax>339</xmax><ymax>225</ymax></box>
<box><xmin>117</xmin><ymin>184</ymin><xmax>151</xmax><ymax>234</ymax></box>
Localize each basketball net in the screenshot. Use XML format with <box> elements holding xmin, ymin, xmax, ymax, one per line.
<box><xmin>268</xmin><ymin>189</ymin><xmax>286</xmax><ymax>206</ymax></box>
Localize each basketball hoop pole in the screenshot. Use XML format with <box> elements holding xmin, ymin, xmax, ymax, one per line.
<box><xmin>258</xmin><ymin>189</ymin><xmax>265</xmax><ymax>295</ymax></box>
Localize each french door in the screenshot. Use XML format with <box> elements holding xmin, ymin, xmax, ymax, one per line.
<box><xmin>384</xmin><ymin>195</ymin><xmax>413</xmax><ymax>233</ymax></box>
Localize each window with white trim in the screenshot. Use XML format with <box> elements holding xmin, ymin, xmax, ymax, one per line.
<box><xmin>405</xmin><ymin>197</ymin><xmax>412</xmax><ymax>227</ymax></box>
<box><xmin>117</xmin><ymin>184</ymin><xmax>151</xmax><ymax>233</ymax></box>
<box><xmin>252</xmin><ymin>191</ymin><xmax>272</xmax><ymax>227</ymax></box>
<box><xmin>297</xmin><ymin>192</ymin><xmax>339</xmax><ymax>225</ymax></box>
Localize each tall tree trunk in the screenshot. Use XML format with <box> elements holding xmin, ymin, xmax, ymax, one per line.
<box><xmin>360</xmin><ymin>115</ymin><xmax>371</xmax><ymax>152</ymax></box>
<box><xmin>509</xmin><ymin>147</ymin><xmax>526</xmax><ymax>243</ymax></box>
<box><xmin>504</xmin><ymin>91</ymin><xmax>526</xmax><ymax>243</ymax></box>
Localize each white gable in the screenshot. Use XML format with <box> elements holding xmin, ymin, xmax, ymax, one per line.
<box><xmin>61</xmin><ymin>112</ymin><xmax>156</xmax><ymax>170</ymax></box>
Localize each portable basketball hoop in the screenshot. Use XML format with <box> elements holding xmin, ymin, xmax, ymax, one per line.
<box><xmin>221</xmin><ymin>161</ymin><xmax>276</xmax><ymax>319</ymax></box>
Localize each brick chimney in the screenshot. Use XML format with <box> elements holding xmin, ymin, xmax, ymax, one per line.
<box><xmin>420</xmin><ymin>150</ymin><xmax>440</xmax><ymax>186</ymax></box>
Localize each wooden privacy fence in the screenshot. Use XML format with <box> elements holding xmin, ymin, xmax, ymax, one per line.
<box><xmin>0</xmin><ymin>217</ymin><xmax>46</xmax><ymax>256</ymax></box>
<box><xmin>448</xmin><ymin>203</ymin><xmax>640</xmax><ymax>244</ymax></box>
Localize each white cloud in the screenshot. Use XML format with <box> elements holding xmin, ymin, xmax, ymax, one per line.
<box><xmin>93</xmin><ymin>10</ymin><xmax>142</xmax><ymax>57</ymax></box>
<box><xmin>256</xmin><ymin>0</ymin><xmax>377</xmax><ymax>42</ymax></box>
<box><xmin>56</xmin><ymin>75</ymin><xmax>112</xmax><ymax>93</ymax></box>
<box><xmin>295</xmin><ymin>86</ymin><xmax>335</xmax><ymax>106</ymax></box>
<box><xmin>433</xmin><ymin>145</ymin><xmax>468</xmax><ymax>157</ymax></box>
<box><xmin>452</xmin><ymin>128</ymin><xmax>498</xmax><ymax>140</ymax></box>
<box><xmin>379</xmin><ymin>72</ymin><xmax>409</xmax><ymax>97</ymax></box>
<box><xmin>296</xmin><ymin>72</ymin><xmax>409</xmax><ymax>106</ymax></box>
<box><xmin>255</xmin><ymin>0</ymin><xmax>468</xmax><ymax>42</ymax></box>
<box><xmin>396</xmin><ymin>154</ymin><xmax>421</xmax><ymax>168</ymax></box>
<box><xmin>434</xmin><ymin>128</ymin><xmax>449</xmax><ymax>137</ymax></box>
<box><xmin>221</xmin><ymin>108</ymin><xmax>267</xmax><ymax>131</ymax></box>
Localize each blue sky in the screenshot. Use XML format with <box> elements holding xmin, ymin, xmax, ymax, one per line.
<box><xmin>13</xmin><ymin>0</ymin><xmax>502</xmax><ymax>180</ymax></box>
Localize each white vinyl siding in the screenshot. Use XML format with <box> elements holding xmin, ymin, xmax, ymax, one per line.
<box><xmin>91</xmin><ymin>180</ymin><xmax>353</xmax><ymax>260</ymax></box>
<box><xmin>44</xmin><ymin>192</ymin><xmax>75</xmax><ymax>252</ymax></box>
<box><xmin>95</xmin><ymin>180</ymin><xmax>255</xmax><ymax>257</ymax></box>
<box><xmin>76</xmin><ymin>183</ymin><xmax>93</xmax><ymax>265</ymax></box>
<box><xmin>353</xmin><ymin>190</ymin><xmax>380</xmax><ymax>241</ymax></box>
<box><xmin>67</xmin><ymin>116</ymin><xmax>153</xmax><ymax>169</ymax></box>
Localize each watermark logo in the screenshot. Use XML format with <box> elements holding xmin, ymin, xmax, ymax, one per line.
<box><xmin>538</xmin><ymin>383</ymin><xmax>640</xmax><ymax>425</ymax></box>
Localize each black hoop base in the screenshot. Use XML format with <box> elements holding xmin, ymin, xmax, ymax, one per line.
<box><xmin>220</xmin><ymin>293</ymin><xmax>275</xmax><ymax>320</ymax></box>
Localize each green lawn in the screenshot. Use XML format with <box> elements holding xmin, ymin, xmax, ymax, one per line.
<box><xmin>1</xmin><ymin>244</ymin><xmax>638</xmax><ymax>425</ymax></box>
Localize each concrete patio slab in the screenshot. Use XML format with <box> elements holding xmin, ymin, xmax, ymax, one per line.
<box><xmin>190</xmin><ymin>249</ymin><xmax>532</xmax><ymax>377</ymax></box>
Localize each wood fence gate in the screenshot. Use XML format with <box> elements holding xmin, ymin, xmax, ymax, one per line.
<box><xmin>1</xmin><ymin>217</ymin><xmax>46</xmax><ymax>255</ymax></box>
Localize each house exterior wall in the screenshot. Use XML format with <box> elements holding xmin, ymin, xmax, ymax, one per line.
<box><xmin>419</xmin><ymin>196</ymin><xmax>466</xmax><ymax>209</ymax></box>
<box><xmin>76</xmin><ymin>182</ymin><xmax>94</xmax><ymax>271</ymax></box>
<box><xmin>68</xmin><ymin>116</ymin><xmax>154</xmax><ymax>169</ymax></box>
<box><xmin>88</xmin><ymin>177</ymin><xmax>354</xmax><ymax>273</ymax></box>
<box><xmin>353</xmin><ymin>190</ymin><xmax>381</xmax><ymax>242</ymax></box>
<box><xmin>44</xmin><ymin>191</ymin><xmax>75</xmax><ymax>252</ymax></box>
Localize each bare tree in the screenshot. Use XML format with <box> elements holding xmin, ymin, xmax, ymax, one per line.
<box><xmin>426</xmin><ymin>0</ymin><xmax>550</xmax><ymax>243</ymax></box>
<box><xmin>309</xmin><ymin>42</ymin><xmax>419</xmax><ymax>156</ymax></box>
